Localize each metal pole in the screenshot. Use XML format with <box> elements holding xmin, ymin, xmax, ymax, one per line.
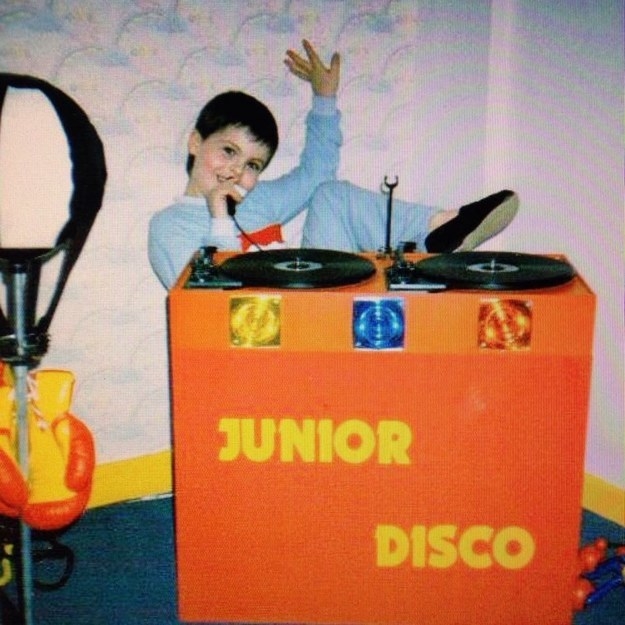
<box><xmin>10</xmin><ymin>270</ymin><xmax>34</xmax><ymax>625</ymax></box>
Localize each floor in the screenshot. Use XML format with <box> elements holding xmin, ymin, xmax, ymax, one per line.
<box><xmin>1</xmin><ymin>495</ymin><xmax>623</xmax><ymax>624</ymax></box>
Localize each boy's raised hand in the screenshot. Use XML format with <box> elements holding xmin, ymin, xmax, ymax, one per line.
<box><xmin>284</xmin><ymin>39</ymin><xmax>340</xmax><ymax>97</ymax></box>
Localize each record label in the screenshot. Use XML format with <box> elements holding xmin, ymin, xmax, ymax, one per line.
<box><xmin>466</xmin><ymin>260</ymin><xmax>519</xmax><ymax>275</ymax></box>
<box><xmin>220</xmin><ymin>249</ymin><xmax>377</xmax><ymax>289</ymax></box>
<box><xmin>415</xmin><ymin>252</ymin><xmax>575</xmax><ymax>290</ymax></box>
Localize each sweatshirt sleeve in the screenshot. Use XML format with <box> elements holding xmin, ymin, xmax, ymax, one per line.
<box><xmin>233</xmin><ymin>95</ymin><xmax>342</xmax><ymax>232</ymax></box>
<box><xmin>148</xmin><ymin>202</ymin><xmax>240</xmax><ymax>289</ymax></box>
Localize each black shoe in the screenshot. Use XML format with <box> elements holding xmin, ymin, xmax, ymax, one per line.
<box><xmin>424</xmin><ymin>190</ymin><xmax>519</xmax><ymax>253</ymax></box>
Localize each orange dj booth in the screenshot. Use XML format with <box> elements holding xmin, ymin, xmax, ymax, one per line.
<box><xmin>168</xmin><ymin>249</ymin><xmax>595</xmax><ymax>625</ymax></box>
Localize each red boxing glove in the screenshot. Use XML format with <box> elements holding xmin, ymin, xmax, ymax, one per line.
<box><xmin>19</xmin><ymin>370</ymin><xmax>94</xmax><ymax>531</ymax></box>
<box><xmin>0</xmin><ymin>368</ymin><xmax>95</xmax><ymax>530</ymax></box>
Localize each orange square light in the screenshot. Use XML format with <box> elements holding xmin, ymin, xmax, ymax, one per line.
<box><xmin>478</xmin><ymin>299</ymin><xmax>532</xmax><ymax>350</ymax></box>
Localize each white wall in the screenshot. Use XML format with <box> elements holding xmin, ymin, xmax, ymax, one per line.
<box><xmin>489</xmin><ymin>0</ymin><xmax>624</xmax><ymax>487</ymax></box>
<box><xmin>0</xmin><ymin>0</ymin><xmax>621</xmax><ymax>488</ymax></box>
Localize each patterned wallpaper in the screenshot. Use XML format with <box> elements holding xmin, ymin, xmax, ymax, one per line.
<box><xmin>0</xmin><ymin>1</ymin><xmax>622</xmax><ymax>488</ymax></box>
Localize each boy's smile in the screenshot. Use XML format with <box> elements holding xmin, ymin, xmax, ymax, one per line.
<box><xmin>185</xmin><ymin>125</ymin><xmax>271</xmax><ymax>199</ymax></box>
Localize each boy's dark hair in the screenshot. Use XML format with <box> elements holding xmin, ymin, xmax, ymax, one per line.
<box><xmin>186</xmin><ymin>91</ymin><xmax>279</xmax><ymax>174</ymax></box>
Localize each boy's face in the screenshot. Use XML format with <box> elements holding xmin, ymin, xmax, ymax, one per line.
<box><xmin>186</xmin><ymin>125</ymin><xmax>271</xmax><ymax>199</ymax></box>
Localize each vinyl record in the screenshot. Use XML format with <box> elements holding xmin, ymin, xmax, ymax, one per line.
<box><xmin>415</xmin><ymin>252</ymin><xmax>575</xmax><ymax>290</ymax></box>
<box><xmin>220</xmin><ymin>248</ymin><xmax>377</xmax><ymax>289</ymax></box>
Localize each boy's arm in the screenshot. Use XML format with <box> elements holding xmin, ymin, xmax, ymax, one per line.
<box><xmin>234</xmin><ymin>41</ymin><xmax>343</xmax><ymax>231</ymax></box>
<box><xmin>148</xmin><ymin>201</ymin><xmax>239</xmax><ymax>288</ymax></box>
<box><xmin>148</xmin><ymin>222</ymin><xmax>187</xmax><ymax>289</ymax></box>
<box><xmin>284</xmin><ymin>39</ymin><xmax>340</xmax><ymax>98</ymax></box>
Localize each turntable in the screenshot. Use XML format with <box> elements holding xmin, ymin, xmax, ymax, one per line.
<box><xmin>385</xmin><ymin>250</ymin><xmax>576</xmax><ymax>291</ymax></box>
<box><xmin>183</xmin><ymin>246</ymin><xmax>576</xmax><ymax>292</ymax></box>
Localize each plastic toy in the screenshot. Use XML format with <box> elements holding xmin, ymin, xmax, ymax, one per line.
<box><xmin>573</xmin><ymin>537</ymin><xmax>625</xmax><ymax>611</ymax></box>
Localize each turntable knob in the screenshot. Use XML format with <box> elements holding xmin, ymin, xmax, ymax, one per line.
<box><xmin>393</xmin><ymin>261</ymin><xmax>416</xmax><ymax>283</ymax></box>
<box><xmin>199</xmin><ymin>246</ymin><xmax>218</xmax><ymax>265</ymax></box>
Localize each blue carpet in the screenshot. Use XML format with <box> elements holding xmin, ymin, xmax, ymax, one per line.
<box><xmin>1</xmin><ymin>495</ymin><xmax>622</xmax><ymax>624</ymax></box>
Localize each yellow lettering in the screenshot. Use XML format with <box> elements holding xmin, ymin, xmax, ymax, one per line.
<box><xmin>241</xmin><ymin>418</ymin><xmax>275</xmax><ymax>462</ymax></box>
<box><xmin>492</xmin><ymin>526</ymin><xmax>535</xmax><ymax>570</ymax></box>
<box><xmin>377</xmin><ymin>420</ymin><xmax>412</xmax><ymax>464</ymax></box>
<box><xmin>375</xmin><ymin>525</ymin><xmax>409</xmax><ymax>567</ymax></box>
<box><xmin>376</xmin><ymin>524</ymin><xmax>536</xmax><ymax>571</ymax></box>
<box><xmin>410</xmin><ymin>525</ymin><xmax>427</xmax><ymax>567</ymax></box>
<box><xmin>217</xmin><ymin>418</ymin><xmax>413</xmax><ymax>464</ymax></box>
<box><xmin>458</xmin><ymin>525</ymin><xmax>493</xmax><ymax>569</ymax></box>
<box><xmin>427</xmin><ymin>525</ymin><xmax>458</xmax><ymax>568</ymax></box>
<box><xmin>218</xmin><ymin>418</ymin><xmax>240</xmax><ymax>461</ymax></box>
<box><xmin>334</xmin><ymin>419</ymin><xmax>376</xmax><ymax>464</ymax></box>
<box><xmin>317</xmin><ymin>419</ymin><xmax>333</xmax><ymax>463</ymax></box>
<box><xmin>279</xmin><ymin>419</ymin><xmax>315</xmax><ymax>462</ymax></box>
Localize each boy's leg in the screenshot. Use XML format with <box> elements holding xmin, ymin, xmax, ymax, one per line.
<box><xmin>302</xmin><ymin>181</ymin><xmax>435</xmax><ymax>252</ymax></box>
<box><xmin>302</xmin><ymin>182</ymin><xmax>518</xmax><ymax>254</ymax></box>
<box><xmin>302</xmin><ymin>181</ymin><xmax>360</xmax><ymax>251</ymax></box>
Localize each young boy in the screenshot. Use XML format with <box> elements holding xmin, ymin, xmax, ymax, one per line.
<box><xmin>148</xmin><ymin>40</ymin><xmax>517</xmax><ymax>289</ymax></box>
<box><xmin>148</xmin><ymin>40</ymin><xmax>342</xmax><ymax>288</ymax></box>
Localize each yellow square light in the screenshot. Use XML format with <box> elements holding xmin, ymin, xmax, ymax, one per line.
<box><xmin>478</xmin><ymin>299</ymin><xmax>532</xmax><ymax>350</ymax></box>
<box><xmin>230</xmin><ymin>296</ymin><xmax>281</xmax><ymax>347</ymax></box>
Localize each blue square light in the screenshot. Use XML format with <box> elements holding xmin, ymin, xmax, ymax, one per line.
<box><xmin>353</xmin><ymin>298</ymin><xmax>405</xmax><ymax>350</ymax></box>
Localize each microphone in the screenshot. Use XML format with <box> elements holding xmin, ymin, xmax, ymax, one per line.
<box><xmin>226</xmin><ymin>195</ymin><xmax>237</xmax><ymax>217</ymax></box>
<box><xmin>226</xmin><ymin>185</ymin><xmax>246</xmax><ymax>217</ymax></box>
<box><xmin>225</xmin><ymin>192</ymin><xmax>263</xmax><ymax>252</ymax></box>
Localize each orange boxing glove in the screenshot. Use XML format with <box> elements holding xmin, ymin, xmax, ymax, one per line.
<box><xmin>0</xmin><ymin>386</ymin><xmax>27</xmax><ymax>518</ymax></box>
<box><xmin>21</xmin><ymin>370</ymin><xmax>95</xmax><ymax>531</ymax></box>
